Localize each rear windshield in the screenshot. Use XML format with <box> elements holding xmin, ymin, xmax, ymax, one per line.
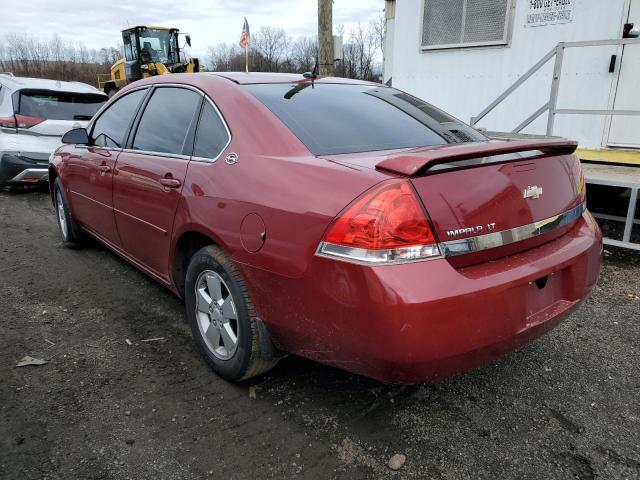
<box><xmin>244</xmin><ymin>83</ymin><xmax>485</xmax><ymax>155</ymax></box>
<box><xmin>17</xmin><ymin>91</ymin><xmax>106</xmax><ymax>121</ymax></box>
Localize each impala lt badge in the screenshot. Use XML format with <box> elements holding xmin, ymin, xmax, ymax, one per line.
<box><xmin>446</xmin><ymin>222</ymin><xmax>496</xmax><ymax>238</ymax></box>
<box><xmin>523</xmin><ymin>185</ymin><xmax>543</xmax><ymax>199</ymax></box>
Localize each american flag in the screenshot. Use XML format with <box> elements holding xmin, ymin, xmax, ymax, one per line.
<box><xmin>239</xmin><ymin>17</ymin><xmax>250</xmax><ymax>49</ymax></box>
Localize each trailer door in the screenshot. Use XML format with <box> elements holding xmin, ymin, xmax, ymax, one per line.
<box><xmin>608</xmin><ymin>0</ymin><xmax>640</xmax><ymax>148</ymax></box>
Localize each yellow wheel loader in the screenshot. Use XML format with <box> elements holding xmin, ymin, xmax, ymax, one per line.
<box><xmin>100</xmin><ymin>26</ymin><xmax>200</xmax><ymax>97</ymax></box>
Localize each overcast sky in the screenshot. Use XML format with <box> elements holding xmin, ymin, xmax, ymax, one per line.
<box><xmin>5</xmin><ymin>0</ymin><xmax>383</xmax><ymax>57</ymax></box>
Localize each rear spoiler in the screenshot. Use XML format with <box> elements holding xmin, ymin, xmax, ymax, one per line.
<box><xmin>375</xmin><ymin>138</ymin><xmax>578</xmax><ymax>176</ymax></box>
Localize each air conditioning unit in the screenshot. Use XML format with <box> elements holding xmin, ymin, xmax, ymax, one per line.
<box><xmin>333</xmin><ymin>35</ymin><xmax>343</xmax><ymax>61</ymax></box>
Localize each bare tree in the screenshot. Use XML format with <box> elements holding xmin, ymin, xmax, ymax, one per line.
<box><xmin>207</xmin><ymin>43</ymin><xmax>244</xmax><ymax>71</ymax></box>
<box><xmin>291</xmin><ymin>36</ymin><xmax>317</xmax><ymax>72</ymax></box>
<box><xmin>252</xmin><ymin>26</ymin><xmax>289</xmax><ymax>72</ymax></box>
<box><xmin>371</xmin><ymin>12</ymin><xmax>385</xmax><ymax>56</ymax></box>
<box><xmin>0</xmin><ymin>32</ymin><xmax>121</xmax><ymax>86</ymax></box>
<box><xmin>337</xmin><ymin>22</ymin><xmax>380</xmax><ymax>81</ymax></box>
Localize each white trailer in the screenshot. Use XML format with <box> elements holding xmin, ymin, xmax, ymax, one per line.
<box><xmin>384</xmin><ymin>0</ymin><xmax>640</xmax><ymax>250</ymax></box>
<box><xmin>385</xmin><ymin>0</ymin><xmax>640</xmax><ymax>160</ymax></box>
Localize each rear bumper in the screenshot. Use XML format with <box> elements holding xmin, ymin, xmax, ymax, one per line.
<box><xmin>0</xmin><ymin>152</ymin><xmax>50</xmax><ymax>184</ymax></box>
<box><xmin>245</xmin><ymin>212</ymin><xmax>602</xmax><ymax>384</ymax></box>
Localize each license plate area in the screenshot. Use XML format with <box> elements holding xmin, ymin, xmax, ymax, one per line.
<box><xmin>525</xmin><ymin>269</ymin><xmax>567</xmax><ymax>327</ymax></box>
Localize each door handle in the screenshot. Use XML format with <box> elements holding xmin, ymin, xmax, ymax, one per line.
<box><xmin>98</xmin><ymin>165</ymin><xmax>111</xmax><ymax>174</ymax></box>
<box><xmin>159</xmin><ymin>177</ymin><xmax>182</xmax><ymax>189</ymax></box>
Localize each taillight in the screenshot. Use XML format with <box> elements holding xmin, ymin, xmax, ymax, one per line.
<box><xmin>0</xmin><ymin>115</ymin><xmax>43</xmax><ymax>129</ymax></box>
<box><xmin>14</xmin><ymin>114</ymin><xmax>43</xmax><ymax>129</ymax></box>
<box><xmin>0</xmin><ymin>116</ymin><xmax>16</xmax><ymax>128</ymax></box>
<box><xmin>317</xmin><ymin>180</ymin><xmax>441</xmax><ymax>264</ymax></box>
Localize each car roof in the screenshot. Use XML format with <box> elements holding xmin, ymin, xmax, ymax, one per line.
<box><xmin>205</xmin><ymin>72</ymin><xmax>379</xmax><ymax>86</ymax></box>
<box><xmin>0</xmin><ymin>73</ymin><xmax>106</xmax><ymax>95</ymax></box>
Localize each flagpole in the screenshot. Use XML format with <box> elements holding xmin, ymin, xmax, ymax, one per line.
<box><xmin>241</xmin><ymin>17</ymin><xmax>250</xmax><ymax>72</ymax></box>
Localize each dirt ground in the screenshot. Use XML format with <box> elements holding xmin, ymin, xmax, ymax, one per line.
<box><xmin>0</xmin><ymin>186</ymin><xmax>639</xmax><ymax>480</ymax></box>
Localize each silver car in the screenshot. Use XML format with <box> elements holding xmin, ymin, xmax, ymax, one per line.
<box><xmin>0</xmin><ymin>73</ymin><xmax>107</xmax><ymax>186</ymax></box>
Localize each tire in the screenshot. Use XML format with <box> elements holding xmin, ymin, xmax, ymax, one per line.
<box><xmin>185</xmin><ymin>245</ymin><xmax>280</xmax><ymax>381</ymax></box>
<box><xmin>54</xmin><ymin>177</ymin><xmax>85</xmax><ymax>247</ymax></box>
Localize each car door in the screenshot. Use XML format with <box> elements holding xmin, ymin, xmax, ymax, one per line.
<box><xmin>65</xmin><ymin>88</ymin><xmax>148</xmax><ymax>245</ymax></box>
<box><xmin>112</xmin><ymin>85</ymin><xmax>203</xmax><ymax>279</ymax></box>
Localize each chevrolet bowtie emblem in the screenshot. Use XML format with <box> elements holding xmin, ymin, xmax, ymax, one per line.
<box><xmin>523</xmin><ymin>185</ymin><xmax>543</xmax><ymax>199</ymax></box>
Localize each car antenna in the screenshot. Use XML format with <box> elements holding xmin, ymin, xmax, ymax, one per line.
<box><xmin>302</xmin><ymin>58</ymin><xmax>319</xmax><ymax>86</ymax></box>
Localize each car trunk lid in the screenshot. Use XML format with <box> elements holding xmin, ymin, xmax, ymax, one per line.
<box><xmin>391</xmin><ymin>139</ymin><xmax>585</xmax><ymax>266</ymax></box>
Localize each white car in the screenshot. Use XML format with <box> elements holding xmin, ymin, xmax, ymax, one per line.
<box><xmin>0</xmin><ymin>73</ymin><xmax>107</xmax><ymax>186</ymax></box>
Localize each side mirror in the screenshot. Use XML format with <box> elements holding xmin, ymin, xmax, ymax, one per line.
<box><xmin>185</xmin><ymin>35</ymin><xmax>192</xmax><ymax>47</ymax></box>
<box><xmin>629</xmin><ymin>26</ymin><xmax>640</xmax><ymax>38</ymax></box>
<box><xmin>62</xmin><ymin>128</ymin><xmax>90</xmax><ymax>145</ymax></box>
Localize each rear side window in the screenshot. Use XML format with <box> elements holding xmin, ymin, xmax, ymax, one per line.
<box><xmin>244</xmin><ymin>83</ymin><xmax>485</xmax><ymax>155</ymax></box>
<box><xmin>17</xmin><ymin>91</ymin><xmax>106</xmax><ymax>121</ymax></box>
<box><xmin>193</xmin><ymin>101</ymin><xmax>230</xmax><ymax>160</ymax></box>
<box><xmin>92</xmin><ymin>89</ymin><xmax>146</xmax><ymax>148</ymax></box>
<box><xmin>132</xmin><ymin>87</ymin><xmax>202</xmax><ymax>155</ymax></box>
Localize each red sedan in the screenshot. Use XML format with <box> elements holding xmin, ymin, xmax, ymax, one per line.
<box><xmin>49</xmin><ymin>73</ymin><xmax>602</xmax><ymax>383</ymax></box>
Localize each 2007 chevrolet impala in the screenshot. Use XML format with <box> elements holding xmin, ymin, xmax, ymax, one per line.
<box><xmin>48</xmin><ymin>73</ymin><xmax>602</xmax><ymax>383</ymax></box>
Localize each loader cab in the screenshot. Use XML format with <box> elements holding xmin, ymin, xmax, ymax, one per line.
<box><xmin>121</xmin><ymin>26</ymin><xmax>181</xmax><ymax>81</ymax></box>
<box><xmin>102</xmin><ymin>25</ymin><xmax>197</xmax><ymax>97</ymax></box>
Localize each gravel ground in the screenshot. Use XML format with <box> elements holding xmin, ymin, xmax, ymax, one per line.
<box><xmin>0</xmin><ymin>187</ymin><xmax>639</xmax><ymax>480</ymax></box>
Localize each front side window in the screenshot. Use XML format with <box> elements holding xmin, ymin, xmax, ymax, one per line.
<box><xmin>193</xmin><ymin>101</ymin><xmax>230</xmax><ymax>160</ymax></box>
<box><xmin>91</xmin><ymin>89</ymin><xmax>146</xmax><ymax>148</ymax></box>
<box><xmin>138</xmin><ymin>29</ymin><xmax>178</xmax><ymax>64</ymax></box>
<box><xmin>421</xmin><ymin>0</ymin><xmax>512</xmax><ymax>49</ymax></box>
<box><xmin>132</xmin><ymin>87</ymin><xmax>202</xmax><ymax>155</ymax></box>
<box><xmin>245</xmin><ymin>83</ymin><xmax>484</xmax><ymax>156</ymax></box>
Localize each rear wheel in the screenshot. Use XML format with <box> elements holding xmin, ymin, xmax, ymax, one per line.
<box><xmin>185</xmin><ymin>245</ymin><xmax>280</xmax><ymax>381</ymax></box>
<box><xmin>54</xmin><ymin>177</ymin><xmax>85</xmax><ymax>247</ymax></box>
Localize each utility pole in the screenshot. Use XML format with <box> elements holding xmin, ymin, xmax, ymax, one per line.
<box><xmin>318</xmin><ymin>0</ymin><xmax>334</xmax><ymax>76</ymax></box>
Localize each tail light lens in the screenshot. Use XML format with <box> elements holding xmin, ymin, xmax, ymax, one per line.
<box><xmin>15</xmin><ymin>114</ymin><xmax>43</xmax><ymax>129</ymax></box>
<box><xmin>0</xmin><ymin>115</ymin><xmax>43</xmax><ymax>129</ymax></box>
<box><xmin>317</xmin><ymin>180</ymin><xmax>441</xmax><ymax>264</ymax></box>
<box><xmin>0</xmin><ymin>116</ymin><xmax>16</xmax><ymax>128</ymax></box>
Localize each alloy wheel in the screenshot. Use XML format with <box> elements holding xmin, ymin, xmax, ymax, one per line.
<box><xmin>56</xmin><ymin>191</ymin><xmax>68</xmax><ymax>240</ymax></box>
<box><xmin>194</xmin><ymin>270</ymin><xmax>239</xmax><ymax>360</ymax></box>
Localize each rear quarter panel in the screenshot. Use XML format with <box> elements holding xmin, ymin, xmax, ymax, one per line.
<box><xmin>178</xmin><ymin>154</ymin><xmax>383</xmax><ymax>278</ymax></box>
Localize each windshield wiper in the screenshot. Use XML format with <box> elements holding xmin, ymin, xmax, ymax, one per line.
<box><xmin>73</xmin><ymin>115</ymin><xmax>93</xmax><ymax>120</ymax></box>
